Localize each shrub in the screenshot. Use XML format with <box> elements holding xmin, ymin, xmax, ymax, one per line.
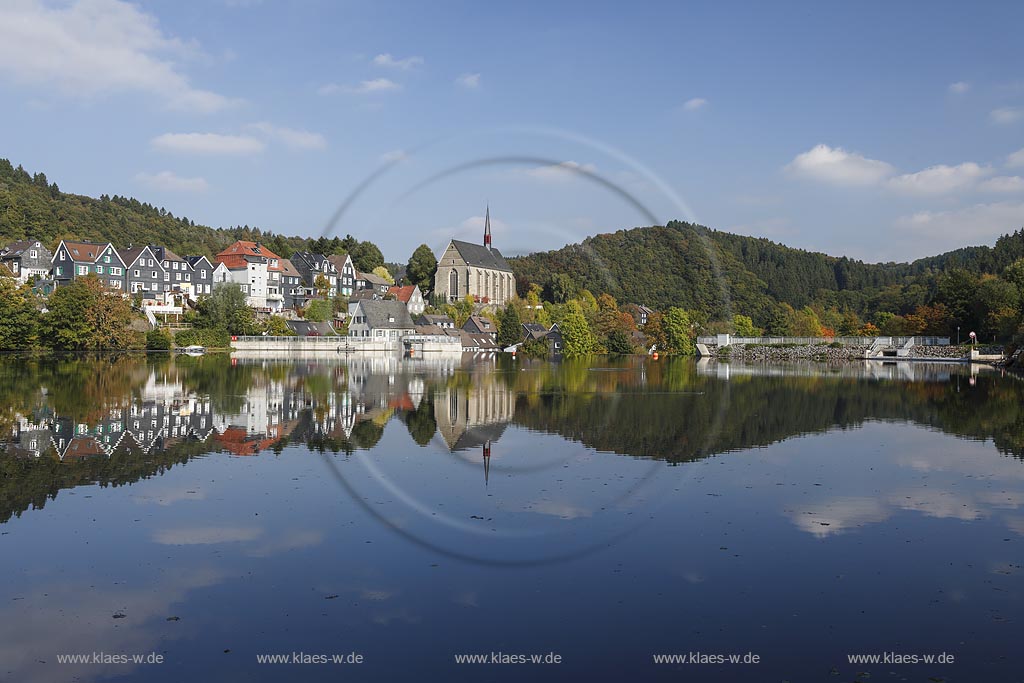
<box><xmin>174</xmin><ymin>327</ymin><xmax>231</xmax><ymax>348</ymax></box>
<box><xmin>145</xmin><ymin>328</ymin><xmax>172</xmax><ymax>351</ymax></box>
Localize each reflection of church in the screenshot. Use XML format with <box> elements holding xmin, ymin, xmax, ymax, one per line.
<box><xmin>434</xmin><ymin>384</ymin><xmax>515</xmax><ymax>451</ymax></box>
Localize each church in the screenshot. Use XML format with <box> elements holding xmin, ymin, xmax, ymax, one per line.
<box><xmin>434</xmin><ymin>207</ymin><xmax>516</xmax><ymax>305</ymax></box>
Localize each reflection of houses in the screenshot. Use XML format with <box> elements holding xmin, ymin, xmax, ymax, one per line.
<box><xmin>434</xmin><ymin>383</ymin><xmax>515</xmax><ymax>451</ymax></box>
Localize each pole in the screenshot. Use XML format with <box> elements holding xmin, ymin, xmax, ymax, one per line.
<box><xmin>957</xmin><ymin>326</ymin><xmax>960</xmax><ymax>345</ymax></box>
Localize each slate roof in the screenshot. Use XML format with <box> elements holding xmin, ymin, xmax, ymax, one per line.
<box><xmin>418</xmin><ymin>314</ymin><xmax>455</xmax><ymax>327</ymax></box>
<box><xmin>358</xmin><ymin>271</ymin><xmax>392</xmax><ymax>286</ymax></box>
<box><xmin>286</xmin><ymin>320</ymin><xmax>336</xmax><ymax>336</ymax></box>
<box><xmin>184</xmin><ymin>255</ymin><xmax>214</xmax><ymax>268</ymax></box>
<box><xmin>279</xmin><ymin>258</ymin><xmax>302</xmax><ymax>278</ymax></box>
<box><xmin>450</xmin><ymin>239</ymin><xmax>512</xmax><ymax>272</ymax></box>
<box><xmin>117</xmin><ymin>246</ymin><xmax>153</xmax><ymax>267</ymax></box>
<box><xmin>150</xmin><ymin>246</ymin><xmax>186</xmax><ymax>264</ymax></box>
<box><xmin>356</xmin><ymin>299</ymin><xmax>415</xmax><ymax>330</ymax></box>
<box><xmin>326</xmin><ymin>254</ymin><xmax>351</xmax><ymax>272</ymax></box>
<box><xmin>1</xmin><ymin>240</ymin><xmax>43</xmax><ymax>257</ymax></box>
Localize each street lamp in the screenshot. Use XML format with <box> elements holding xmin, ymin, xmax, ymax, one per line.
<box><xmin>957</xmin><ymin>326</ymin><xmax>960</xmax><ymax>345</ymax></box>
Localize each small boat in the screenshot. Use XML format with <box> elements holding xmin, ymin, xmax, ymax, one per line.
<box><xmin>178</xmin><ymin>345</ymin><xmax>206</xmax><ymax>357</ymax></box>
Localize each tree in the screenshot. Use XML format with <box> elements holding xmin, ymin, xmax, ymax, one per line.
<box><xmin>560</xmin><ymin>300</ymin><xmax>597</xmax><ymax>357</ymax></box>
<box><xmin>642</xmin><ymin>312</ymin><xmax>667</xmax><ymax>352</ymax></box>
<box><xmin>146</xmin><ymin>328</ymin><xmax>172</xmax><ymax>351</ymax></box>
<box><xmin>42</xmin><ymin>276</ymin><xmax>136</xmax><ymax>354</ymax></box>
<box><xmin>605</xmin><ymin>329</ymin><xmax>634</xmax><ymax>355</ymax></box>
<box><xmin>497</xmin><ymin>303</ymin><xmax>522</xmax><ymax>348</ymax></box>
<box><xmin>663</xmin><ymin>307</ymin><xmax>695</xmax><ymax>355</ymax></box>
<box><xmin>406</xmin><ymin>244</ymin><xmax>438</xmax><ymax>290</ymax></box>
<box><xmin>0</xmin><ymin>279</ymin><xmax>39</xmax><ymax>351</ymax></box>
<box><xmin>314</xmin><ymin>273</ymin><xmax>331</xmax><ymax>298</ymax></box>
<box><xmin>304</xmin><ymin>299</ymin><xmax>333</xmax><ymax>322</ymax></box>
<box><xmin>195</xmin><ymin>283</ymin><xmax>259</xmax><ymax>335</ymax></box>
<box><xmin>732</xmin><ymin>314</ymin><xmax>758</xmax><ymax>337</ymax></box>
<box><xmin>372</xmin><ymin>265</ymin><xmax>395</xmax><ymax>285</ymax></box>
<box><xmin>350</xmin><ymin>241</ymin><xmax>384</xmax><ymax>272</ymax></box>
<box><xmin>263</xmin><ymin>316</ymin><xmax>295</xmax><ymax>336</ymax></box>
<box><xmin>549</xmin><ymin>273</ymin><xmax>579</xmax><ymax>303</ymax></box>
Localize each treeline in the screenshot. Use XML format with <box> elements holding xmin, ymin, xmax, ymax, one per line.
<box><xmin>511</xmin><ymin>220</ymin><xmax>1024</xmax><ymax>341</ymax></box>
<box><xmin>0</xmin><ymin>159</ymin><xmax>386</xmax><ymax>272</ymax></box>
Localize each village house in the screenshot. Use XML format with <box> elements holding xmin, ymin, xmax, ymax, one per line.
<box><xmin>387</xmin><ymin>284</ymin><xmax>425</xmax><ymax>315</ymax></box>
<box><xmin>434</xmin><ymin>206</ymin><xmax>515</xmax><ymax>305</ymax></box>
<box><xmin>182</xmin><ymin>254</ymin><xmax>215</xmax><ymax>298</ymax></box>
<box><xmin>326</xmin><ymin>254</ymin><xmax>357</xmax><ymax>297</ymax></box>
<box><xmin>416</xmin><ymin>313</ymin><xmax>456</xmax><ymax>329</ymax></box>
<box><xmin>214</xmin><ymin>241</ymin><xmax>284</xmax><ymax>311</ymax></box>
<box><xmin>356</xmin><ymin>270</ymin><xmax>392</xmax><ymax>296</ymax></box>
<box><xmin>521</xmin><ymin>322</ymin><xmax>564</xmax><ymax>356</ymax></box>
<box><xmin>278</xmin><ymin>258</ymin><xmax>306</xmax><ymax>310</ymax></box>
<box><xmin>463</xmin><ymin>314</ymin><xmax>497</xmax><ymax>340</ymax></box>
<box><xmin>118</xmin><ymin>245</ymin><xmax>166</xmax><ymax>300</ymax></box>
<box><xmin>51</xmin><ymin>240</ymin><xmax>126</xmax><ymax>291</ymax></box>
<box><xmin>1</xmin><ymin>240</ymin><xmax>52</xmax><ymax>283</ymax></box>
<box><xmin>347</xmin><ymin>299</ymin><xmax>415</xmax><ymax>341</ymax></box>
<box><xmin>291</xmin><ymin>251</ymin><xmax>339</xmax><ymax>298</ymax></box>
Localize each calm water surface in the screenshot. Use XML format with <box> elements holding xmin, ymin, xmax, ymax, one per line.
<box><xmin>1</xmin><ymin>355</ymin><xmax>1022</xmax><ymax>682</ymax></box>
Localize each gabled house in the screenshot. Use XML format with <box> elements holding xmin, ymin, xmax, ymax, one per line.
<box><xmin>1</xmin><ymin>240</ymin><xmax>52</xmax><ymax>282</ymax></box>
<box><xmin>326</xmin><ymin>253</ymin><xmax>356</xmax><ymax>297</ymax></box>
<box><xmin>278</xmin><ymin>258</ymin><xmax>306</xmax><ymax>309</ymax></box>
<box><xmin>51</xmin><ymin>240</ymin><xmax>126</xmax><ymax>291</ymax></box>
<box><xmin>386</xmin><ymin>285</ymin><xmax>425</xmax><ymax>315</ymax></box>
<box><xmin>416</xmin><ymin>313</ymin><xmax>455</xmax><ymax>329</ymax></box>
<box><xmin>347</xmin><ymin>288</ymin><xmax>379</xmax><ymax>320</ymax></box>
<box><xmin>347</xmin><ymin>299</ymin><xmax>415</xmax><ymax>341</ymax></box>
<box><xmin>356</xmin><ymin>270</ymin><xmax>392</xmax><ymax>296</ymax></box>
<box><xmin>118</xmin><ymin>245</ymin><xmax>166</xmax><ymax>300</ymax></box>
<box><xmin>214</xmin><ymin>241</ymin><xmax>284</xmax><ymax>311</ymax></box>
<box><xmin>182</xmin><ymin>255</ymin><xmax>215</xmax><ymax>298</ymax></box>
<box><xmin>463</xmin><ymin>315</ymin><xmax>497</xmax><ymax>340</ymax></box>
<box><xmin>636</xmin><ymin>305</ymin><xmax>655</xmax><ymax>326</ymax></box>
<box><xmin>291</xmin><ymin>251</ymin><xmax>339</xmax><ymax>298</ymax></box>
<box><xmin>434</xmin><ymin>206</ymin><xmax>515</xmax><ymax>304</ymax></box>
<box><xmin>521</xmin><ymin>322</ymin><xmax>563</xmax><ymax>356</ymax></box>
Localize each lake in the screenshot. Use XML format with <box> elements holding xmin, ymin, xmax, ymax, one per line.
<box><xmin>1</xmin><ymin>355</ymin><xmax>1022</xmax><ymax>682</ymax></box>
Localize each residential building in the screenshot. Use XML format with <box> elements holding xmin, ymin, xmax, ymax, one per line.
<box><xmin>118</xmin><ymin>245</ymin><xmax>166</xmax><ymax>300</ymax></box>
<box><xmin>51</xmin><ymin>240</ymin><xmax>126</xmax><ymax>291</ymax></box>
<box><xmin>291</xmin><ymin>251</ymin><xmax>339</xmax><ymax>298</ymax></box>
<box><xmin>214</xmin><ymin>241</ymin><xmax>284</xmax><ymax>311</ymax></box>
<box><xmin>347</xmin><ymin>288</ymin><xmax>379</xmax><ymax>319</ymax></box>
<box><xmin>521</xmin><ymin>322</ymin><xmax>564</xmax><ymax>356</ymax></box>
<box><xmin>636</xmin><ymin>305</ymin><xmax>654</xmax><ymax>326</ymax></box>
<box><xmin>387</xmin><ymin>284</ymin><xmax>425</xmax><ymax>315</ymax></box>
<box><xmin>463</xmin><ymin>315</ymin><xmax>497</xmax><ymax>340</ymax></box>
<box><xmin>434</xmin><ymin>206</ymin><xmax>515</xmax><ymax>305</ymax></box>
<box><xmin>183</xmin><ymin>255</ymin><xmax>215</xmax><ymax>298</ymax></box>
<box><xmin>1</xmin><ymin>240</ymin><xmax>52</xmax><ymax>282</ymax></box>
<box><xmin>347</xmin><ymin>299</ymin><xmax>415</xmax><ymax>341</ymax></box>
<box><xmin>278</xmin><ymin>258</ymin><xmax>305</xmax><ymax>309</ymax></box>
<box><xmin>416</xmin><ymin>314</ymin><xmax>455</xmax><ymax>329</ymax></box>
<box><xmin>356</xmin><ymin>270</ymin><xmax>392</xmax><ymax>296</ymax></box>
<box><xmin>286</xmin><ymin>320</ymin><xmax>336</xmax><ymax>336</ymax></box>
<box><xmin>326</xmin><ymin>253</ymin><xmax>356</xmax><ymax>297</ymax></box>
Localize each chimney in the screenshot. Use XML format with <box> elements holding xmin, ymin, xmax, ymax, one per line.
<box><xmin>483</xmin><ymin>204</ymin><xmax>492</xmax><ymax>250</ymax></box>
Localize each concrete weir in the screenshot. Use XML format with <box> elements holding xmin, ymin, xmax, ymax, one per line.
<box><xmin>230</xmin><ymin>334</ymin><xmax>463</xmax><ymax>358</ymax></box>
<box><xmin>692</xmin><ymin>335</ymin><xmax>987</xmax><ymax>362</ymax></box>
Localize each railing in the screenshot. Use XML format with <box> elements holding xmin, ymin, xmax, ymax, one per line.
<box><xmin>697</xmin><ymin>335</ymin><xmax>951</xmax><ymax>346</ymax></box>
<box><xmin>403</xmin><ymin>334</ymin><xmax>462</xmax><ymax>344</ymax></box>
<box><xmin>233</xmin><ymin>335</ymin><xmax>343</xmax><ymax>343</ymax></box>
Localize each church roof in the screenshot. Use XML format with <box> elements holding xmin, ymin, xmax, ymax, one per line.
<box><xmin>450</xmin><ymin>240</ymin><xmax>513</xmax><ymax>273</ymax></box>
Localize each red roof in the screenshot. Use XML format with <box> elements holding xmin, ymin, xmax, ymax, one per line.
<box><xmin>215</xmin><ymin>241</ymin><xmax>283</xmax><ymax>271</ymax></box>
<box><xmin>387</xmin><ymin>285</ymin><xmax>416</xmax><ymax>303</ymax></box>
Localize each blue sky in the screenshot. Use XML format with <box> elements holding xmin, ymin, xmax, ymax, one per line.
<box><xmin>1</xmin><ymin>0</ymin><xmax>1023</xmax><ymax>263</ymax></box>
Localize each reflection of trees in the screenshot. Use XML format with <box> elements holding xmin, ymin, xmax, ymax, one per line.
<box><xmin>403</xmin><ymin>396</ymin><xmax>437</xmax><ymax>446</ymax></box>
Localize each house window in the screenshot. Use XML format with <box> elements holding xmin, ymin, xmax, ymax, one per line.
<box><xmin>96</xmin><ymin>266</ymin><xmax>103</xmax><ymax>274</ymax></box>
<box><xmin>55</xmin><ymin>266</ymin><xmax>63</xmax><ymax>276</ymax></box>
<box><xmin>104</xmin><ymin>255</ymin><xmax>110</xmax><ymax>263</ymax></box>
<box><xmin>111</xmin><ymin>267</ymin><xmax>121</xmax><ymax>276</ymax></box>
<box><xmin>77</xmin><ymin>265</ymin><xmax>88</xmax><ymax>275</ymax></box>
<box><xmin>151</xmin><ymin>271</ymin><xmax>157</xmax><ymax>278</ymax></box>
<box><xmin>59</xmin><ymin>251</ymin><xmax>66</xmax><ymax>261</ymax></box>
<box><xmin>134</xmin><ymin>269</ymin><xmax>140</xmax><ymax>277</ymax></box>
<box><xmin>30</xmin><ymin>250</ymin><xmax>37</xmax><ymax>258</ymax></box>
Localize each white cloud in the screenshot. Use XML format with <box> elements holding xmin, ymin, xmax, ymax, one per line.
<box><xmin>894</xmin><ymin>201</ymin><xmax>1024</xmax><ymax>243</ymax></box>
<box><xmin>991</xmin><ymin>107</ymin><xmax>1024</xmax><ymax>124</ymax></box>
<box><xmin>524</xmin><ymin>160</ymin><xmax>597</xmax><ymax>182</ymax></box>
<box><xmin>153</xmin><ymin>526</ymin><xmax>263</xmax><ymax>545</ymax></box>
<box><xmin>785</xmin><ymin>144</ymin><xmax>895</xmax><ymax>186</ymax></box>
<box><xmin>245</xmin><ymin>121</ymin><xmax>327</xmax><ymax>150</ymax></box>
<box><xmin>319</xmin><ymin>78</ymin><xmax>401</xmax><ymax>95</ymax></box>
<box><xmin>978</xmin><ymin>176</ymin><xmax>1024</xmax><ymax>193</ymax></box>
<box><xmin>379</xmin><ymin>149</ymin><xmax>407</xmax><ymax>163</ymax></box>
<box><xmin>1007</xmin><ymin>148</ymin><xmax>1024</xmax><ymax>168</ymax></box>
<box><xmin>135</xmin><ymin>170</ymin><xmax>209</xmax><ymax>192</ymax></box>
<box><xmin>682</xmin><ymin>97</ymin><xmax>708</xmax><ymax>111</ymax></box>
<box><xmin>948</xmin><ymin>81</ymin><xmax>970</xmax><ymax>95</ymax></box>
<box><xmin>373</xmin><ymin>53</ymin><xmax>423</xmax><ymax>70</ymax></box>
<box><xmin>887</xmin><ymin>162</ymin><xmax>991</xmax><ymax>195</ymax></box>
<box><xmin>0</xmin><ymin>0</ymin><xmax>237</xmax><ymax>113</ymax></box>
<box><xmin>151</xmin><ymin>132</ymin><xmax>265</xmax><ymax>155</ymax></box>
<box><xmin>455</xmin><ymin>73</ymin><xmax>481</xmax><ymax>89</ymax></box>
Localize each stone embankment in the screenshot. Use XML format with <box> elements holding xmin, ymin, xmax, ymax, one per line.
<box><xmin>703</xmin><ymin>343</ymin><xmax>999</xmax><ymax>362</ymax></box>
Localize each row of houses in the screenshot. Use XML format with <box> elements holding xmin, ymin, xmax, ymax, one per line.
<box><xmin>0</xmin><ymin>237</ymin><xmax>420</xmax><ymax>317</ymax></box>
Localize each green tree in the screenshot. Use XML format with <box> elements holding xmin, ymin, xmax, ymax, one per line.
<box><xmin>146</xmin><ymin>328</ymin><xmax>172</xmax><ymax>351</ymax></box>
<box><xmin>0</xmin><ymin>279</ymin><xmax>39</xmax><ymax>351</ymax></box>
<box><xmin>663</xmin><ymin>307</ymin><xmax>695</xmax><ymax>355</ymax></box>
<box><xmin>732</xmin><ymin>314</ymin><xmax>758</xmax><ymax>337</ymax></box>
<box><xmin>549</xmin><ymin>273</ymin><xmax>579</xmax><ymax>303</ymax></box>
<box><xmin>350</xmin><ymin>241</ymin><xmax>385</xmax><ymax>272</ymax></box>
<box><xmin>314</xmin><ymin>273</ymin><xmax>330</xmax><ymax>298</ymax></box>
<box><xmin>195</xmin><ymin>283</ymin><xmax>258</xmax><ymax>335</ymax></box>
<box><xmin>605</xmin><ymin>329</ymin><xmax>634</xmax><ymax>355</ymax></box>
<box><xmin>42</xmin><ymin>276</ymin><xmax>136</xmax><ymax>354</ymax></box>
<box><xmin>304</xmin><ymin>299</ymin><xmax>333</xmax><ymax>322</ymax></box>
<box><xmin>560</xmin><ymin>300</ymin><xmax>597</xmax><ymax>357</ymax></box>
<box><xmin>406</xmin><ymin>244</ymin><xmax>438</xmax><ymax>290</ymax></box>
<box><xmin>263</xmin><ymin>316</ymin><xmax>295</xmax><ymax>336</ymax></box>
<box><xmin>497</xmin><ymin>303</ymin><xmax>523</xmax><ymax>348</ymax></box>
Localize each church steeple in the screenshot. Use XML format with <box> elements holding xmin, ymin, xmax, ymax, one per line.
<box><xmin>483</xmin><ymin>204</ymin><xmax>492</xmax><ymax>250</ymax></box>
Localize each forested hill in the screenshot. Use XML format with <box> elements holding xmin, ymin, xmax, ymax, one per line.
<box><xmin>511</xmin><ymin>220</ymin><xmax>1024</xmax><ymax>324</ymax></box>
<box><xmin>0</xmin><ymin>159</ymin><xmax>314</xmax><ymax>260</ymax></box>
